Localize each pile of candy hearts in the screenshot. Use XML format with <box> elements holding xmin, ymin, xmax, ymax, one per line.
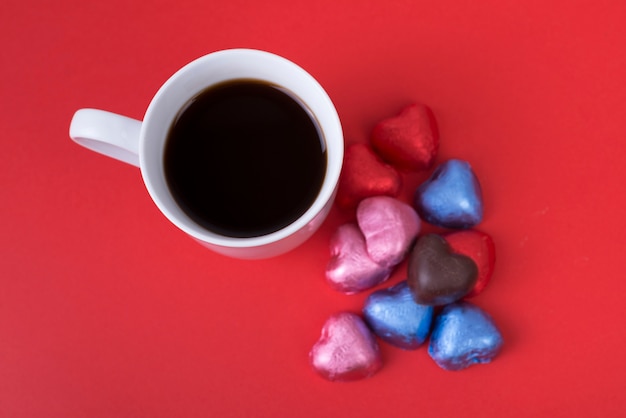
<box><xmin>310</xmin><ymin>104</ymin><xmax>503</xmax><ymax>381</ymax></box>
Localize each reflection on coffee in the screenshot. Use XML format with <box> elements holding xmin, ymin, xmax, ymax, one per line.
<box><xmin>164</xmin><ymin>79</ymin><xmax>327</xmax><ymax>238</ymax></box>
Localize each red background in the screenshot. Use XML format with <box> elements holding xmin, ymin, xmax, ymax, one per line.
<box><xmin>2</xmin><ymin>0</ymin><xmax>626</xmax><ymax>416</ymax></box>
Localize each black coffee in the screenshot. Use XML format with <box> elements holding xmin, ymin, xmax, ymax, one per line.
<box><xmin>164</xmin><ymin>79</ymin><xmax>327</xmax><ymax>238</ymax></box>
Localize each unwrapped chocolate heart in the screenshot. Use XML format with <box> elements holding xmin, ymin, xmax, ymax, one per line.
<box><xmin>326</xmin><ymin>223</ymin><xmax>392</xmax><ymax>294</ymax></box>
<box><xmin>356</xmin><ymin>196</ymin><xmax>421</xmax><ymax>268</ymax></box>
<box><xmin>428</xmin><ymin>302</ymin><xmax>503</xmax><ymax>371</ymax></box>
<box><xmin>407</xmin><ymin>234</ymin><xmax>478</xmax><ymax>306</ymax></box>
<box><xmin>309</xmin><ymin>312</ymin><xmax>383</xmax><ymax>381</ymax></box>
<box><xmin>336</xmin><ymin>143</ymin><xmax>402</xmax><ymax>210</ymax></box>
<box><xmin>414</xmin><ymin>159</ymin><xmax>483</xmax><ymax>229</ymax></box>
<box><xmin>363</xmin><ymin>281</ymin><xmax>434</xmax><ymax>350</ymax></box>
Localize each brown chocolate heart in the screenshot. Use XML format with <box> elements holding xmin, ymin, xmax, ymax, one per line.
<box><xmin>407</xmin><ymin>234</ymin><xmax>478</xmax><ymax>306</ymax></box>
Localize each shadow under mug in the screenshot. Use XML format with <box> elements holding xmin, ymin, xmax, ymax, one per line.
<box><xmin>69</xmin><ymin>49</ymin><xmax>344</xmax><ymax>259</ymax></box>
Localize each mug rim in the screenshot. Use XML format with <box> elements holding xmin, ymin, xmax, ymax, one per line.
<box><xmin>139</xmin><ymin>48</ymin><xmax>343</xmax><ymax>248</ymax></box>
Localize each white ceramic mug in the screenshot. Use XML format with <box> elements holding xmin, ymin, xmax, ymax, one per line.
<box><xmin>69</xmin><ymin>49</ymin><xmax>343</xmax><ymax>259</ymax></box>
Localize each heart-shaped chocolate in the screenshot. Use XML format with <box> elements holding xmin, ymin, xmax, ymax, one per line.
<box><xmin>414</xmin><ymin>159</ymin><xmax>483</xmax><ymax>228</ymax></box>
<box><xmin>326</xmin><ymin>223</ymin><xmax>392</xmax><ymax>294</ymax></box>
<box><xmin>336</xmin><ymin>143</ymin><xmax>402</xmax><ymax>210</ymax></box>
<box><xmin>444</xmin><ymin>230</ymin><xmax>495</xmax><ymax>298</ymax></box>
<box><xmin>363</xmin><ymin>280</ymin><xmax>434</xmax><ymax>350</ymax></box>
<box><xmin>357</xmin><ymin>196</ymin><xmax>421</xmax><ymax>268</ymax></box>
<box><xmin>428</xmin><ymin>302</ymin><xmax>503</xmax><ymax>371</ymax></box>
<box><xmin>371</xmin><ymin>103</ymin><xmax>439</xmax><ymax>171</ymax></box>
<box><xmin>309</xmin><ymin>312</ymin><xmax>383</xmax><ymax>381</ymax></box>
<box><xmin>407</xmin><ymin>234</ymin><xmax>478</xmax><ymax>306</ymax></box>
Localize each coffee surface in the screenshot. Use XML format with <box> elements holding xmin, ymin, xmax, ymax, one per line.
<box><xmin>164</xmin><ymin>79</ymin><xmax>327</xmax><ymax>238</ymax></box>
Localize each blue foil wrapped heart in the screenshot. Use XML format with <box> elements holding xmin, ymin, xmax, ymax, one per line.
<box><xmin>363</xmin><ymin>281</ymin><xmax>434</xmax><ymax>350</ymax></box>
<box><xmin>428</xmin><ymin>302</ymin><xmax>503</xmax><ymax>371</ymax></box>
<box><xmin>414</xmin><ymin>159</ymin><xmax>483</xmax><ymax>228</ymax></box>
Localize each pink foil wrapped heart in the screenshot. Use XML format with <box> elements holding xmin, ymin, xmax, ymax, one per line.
<box><xmin>309</xmin><ymin>312</ymin><xmax>383</xmax><ymax>381</ymax></box>
<box><xmin>326</xmin><ymin>223</ymin><xmax>392</xmax><ymax>294</ymax></box>
<box><xmin>357</xmin><ymin>196</ymin><xmax>421</xmax><ymax>268</ymax></box>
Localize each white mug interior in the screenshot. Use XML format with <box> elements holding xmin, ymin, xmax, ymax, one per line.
<box><xmin>140</xmin><ymin>49</ymin><xmax>343</xmax><ymax>255</ymax></box>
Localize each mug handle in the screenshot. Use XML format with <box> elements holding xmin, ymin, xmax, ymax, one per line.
<box><xmin>69</xmin><ymin>108</ymin><xmax>142</xmax><ymax>167</ymax></box>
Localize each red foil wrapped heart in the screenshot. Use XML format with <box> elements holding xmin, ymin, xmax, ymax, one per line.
<box><xmin>336</xmin><ymin>143</ymin><xmax>402</xmax><ymax>210</ymax></box>
<box><xmin>371</xmin><ymin>103</ymin><xmax>439</xmax><ymax>171</ymax></box>
<box><xmin>444</xmin><ymin>230</ymin><xmax>496</xmax><ymax>298</ymax></box>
